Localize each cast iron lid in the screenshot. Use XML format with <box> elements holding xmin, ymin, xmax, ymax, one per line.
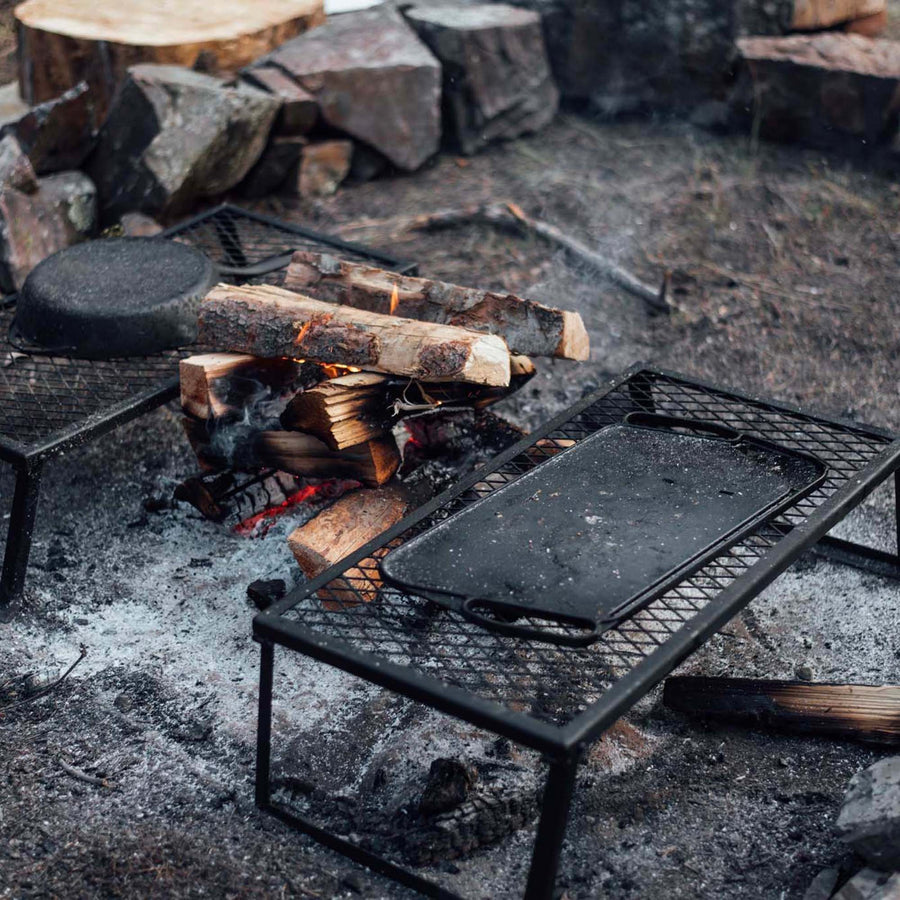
<box><xmin>12</xmin><ymin>237</ymin><xmax>216</xmax><ymax>359</ymax></box>
<box><xmin>381</xmin><ymin>414</ymin><xmax>828</xmax><ymax>647</ymax></box>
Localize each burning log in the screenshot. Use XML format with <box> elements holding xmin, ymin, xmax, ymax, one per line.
<box><xmin>254</xmin><ymin>431</ymin><xmax>399</xmax><ymax>486</ymax></box>
<box><xmin>664</xmin><ymin>676</ymin><xmax>900</xmax><ymax>746</ymax></box>
<box><xmin>283</xmin><ymin>251</ymin><xmax>589</xmax><ymax>360</ymax></box>
<box><xmin>199</xmin><ymin>283</ymin><xmax>511</xmax><ymax>387</ymax></box>
<box><xmin>280</xmin><ymin>372</ymin><xmax>392</xmax><ymax>450</ymax></box>
<box><xmin>179</xmin><ymin>352</ymin><xmax>310</xmax><ymax>421</ymax></box>
<box><xmin>288</xmin><ymin>485</ymin><xmax>410</xmax><ymax>604</ymax></box>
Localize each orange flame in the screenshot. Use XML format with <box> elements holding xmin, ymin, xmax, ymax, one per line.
<box><xmin>294</xmin><ymin>320</ymin><xmax>312</xmax><ymax>345</ymax></box>
<box><xmin>389</xmin><ymin>284</ymin><xmax>400</xmax><ymax>316</ymax></box>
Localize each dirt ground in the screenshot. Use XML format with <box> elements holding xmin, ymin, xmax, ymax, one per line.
<box><xmin>4</xmin><ymin>8</ymin><xmax>900</xmax><ymax>900</ymax></box>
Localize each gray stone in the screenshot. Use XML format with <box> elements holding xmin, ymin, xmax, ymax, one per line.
<box><xmin>255</xmin><ymin>8</ymin><xmax>441</xmax><ymax>171</ymax></box>
<box><xmin>88</xmin><ymin>65</ymin><xmax>281</xmax><ymax>221</ymax></box>
<box><xmin>120</xmin><ymin>211</ymin><xmax>163</xmax><ymax>237</ymax></box>
<box><xmin>404</xmin><ymin>3</ymin><xmax>558</xmax><ymax>154</ymax></box>
<box><xmin>0</xmin><ymin>134</ymin><xmax>38</xmax><ymax>194</ymax></box>
<box><xmin>833</xmin><ymin>868</ymin><xmax>900</xmax><ymax>900</ymax></box>
<box><xmin>0</xmin><ymin>81</ymin><xmax>96</xmax><ymax>174</ymax></box>
<box><xmin>838</xmin><ymin>757</ymin><xmax>900</xmax><ymax>870</ymax></box>
<box><xmin>239</xmin><ymin>135</ymin><xmax>306</xmax><ymax>199</ymax></box>
<box><xmin>241</xmin><ymin>67</ymin><xmax>318</xmax><ymax>135</ymax></box>
<box><xmin>0</xmin><ymin>170</ymin><xmax>96</xmax><ymax>292</ymax></box>
<box><xmin>497</xmin><ymin>0</ymin><xmax>790</xmax><ymax>108</ymax></box>
<box><xmin>804</xmin><ymin>867</ymin><xmax>841</xmax><ymax>900</ymax></box>
<box><xmin>734</xmin><ymin>33</ymin><xmax>900</xmax><ymax>153</ymax></box>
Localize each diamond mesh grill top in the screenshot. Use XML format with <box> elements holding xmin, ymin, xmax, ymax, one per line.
<box><xmin>0</xmin><ymin>206</ymin><xmax>405</xmax><ymax>454</ymax></box>
<box><xmin>268</xmin><ymin>369</ymin><xmax>895</xmax><ymax>731</ymax></box>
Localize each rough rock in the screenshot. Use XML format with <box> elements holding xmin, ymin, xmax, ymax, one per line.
<box><xmin>838</xmin><ymin>756</ymin><xmax>900</xmax><ymax>870</ymax></box>
<box><xmin>239</xmin><ymin>135</ymin><xmax>306</xmax><ymax>198</ymax></box>
<box><xmin>404</xmin><ymin>3</ymin><xmax>558</xmax><ymax>154</ymax></box>
<box><xmin>498</xmin><ymin>0</ymin><xmax>792</xmax><ymax>107</ymax></box>
<box><xmin>803</xmin><ymin>867</ymin><xmax>841</xmax><ymax>900</ymax></box>
<box><xmin>418</xmin><ymin>758</ymin><xmax>478</xmax><ymax>817</ymax></box>
<box><xmin>0</xmin><ymin>134</ymin><xmax>38</xmax><ymax>194</ymax></box>
<box><xmin>0</xmin><ymin>169</ymin><xmax>96</xmax><ymax>292</ymax></box>
<box><xmin>297</xmin><ymin>140</ymin><xmax>353</xmax><ymax>197</ymax></box>
<box><xmin>846</xmin><ymin>10</ymin><xmax>890</xmax><ymax>36</ymax></box>
<box><xmin>255</xmin><ymin>7</ymin><xmax>441</xmax><ymax>170</ymax></box>
<box><xmin>242</xmin><ymin>67</ymin><xmax>318</xmax><ymax>135</ymax></box>
<box><xmin>88</xmin><ymin>65</ymin><xmax>281</xmax><ymax>221</ymax></box>
<box><xmin>832</xmin><ymin>868</ymin><xmax>900</xmax><ymax>900</ymax></box>
<box><xmin>734</xmin><ymin>33</ymin><xmax>900</xmax><ymax>151</ymax></box>
<box><xmin>120</xmin><ymin>211</ymin><xmax>163</xmax><ymax>237</ymax></box>
<box><xmin>0</xmin><ymin>80</ymin><xmax>95</xmax><ymax>174</ymax></box>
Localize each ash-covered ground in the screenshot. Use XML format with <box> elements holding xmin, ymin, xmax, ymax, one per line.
<box><xmin>3</xmin><ymin>114</ymin><xmax>900</xmax><ymax>899</ymax></box>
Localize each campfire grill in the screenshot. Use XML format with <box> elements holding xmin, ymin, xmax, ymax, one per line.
<box><xmin>253</xmin><ymin>364</ymin><xmax>900</xmax><ymax>900</ymax></box>
<box><xmin>0</xmin><ymin>204</ymin><xmax>415</xmax><ymax>606</ymax></box>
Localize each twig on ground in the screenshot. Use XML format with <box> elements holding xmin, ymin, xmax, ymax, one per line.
<box><xmin>59</xmin><ymin>759</ymin><xmax>112</xmax><ymax>788</ymax></box>
<box><xmin>0</xmin><ymin>645</ymin><xmax>87</xmax><ymax>713</ymax></box>
<box><xmin>337</xmin><ymin>201</ymin><xmax>670</xmax><ymax>313</ymax></box>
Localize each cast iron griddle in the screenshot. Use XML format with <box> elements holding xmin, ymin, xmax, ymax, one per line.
<box><xmin>380</xmin><ymin>415</ymin><xmax>827</xmax><ymax>646</ymax></box>
<box><xmin>12</xmin><ymin>237</ymin><xmax>216</xmax><ymax>358</ymax></box>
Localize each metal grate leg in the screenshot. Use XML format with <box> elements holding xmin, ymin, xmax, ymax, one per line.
<box><xmin>256</xmin><ymin>641</ymin><xmax>275</xmax><ymax>808</ymax></box>
<box><xmin>524</xmin><ymin>753</ymin><xmax>579</xmax><ymax>900</ymax></box>
<box><xmin>812</xmin><ymin>469</ymin><xmax>900</xmax><ymax>580</ymax></box>
<box><xmin>0</xmin><ymin>463</ymin><xmax>42</xmax><ymax>608</ymax></box>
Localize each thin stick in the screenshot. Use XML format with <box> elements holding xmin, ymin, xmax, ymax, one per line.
<box><xmin>0</xmin><ymin>646</ymin><xmax>87</xmax><ymax>712</ymax></box>
<box><xmin>336</xmin><ymin>201</ymin><xmax>669</xmax><ymax>313</ymax></box>
<box><xmin>59</xmin><ymin>759</ymin><xmax>112</xmax><ymax>788</ymax></box>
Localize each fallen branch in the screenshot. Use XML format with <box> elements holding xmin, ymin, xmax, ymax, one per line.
<box><xmin>59</xmin><ymin>758</ymin><xmax>113</xmax><ymax>788</ymax></box>
<box><xmin>337</xmin><ymin>201</ymin><xmax>669</xmax><ymax>313</ymax></box>
<box><xmin>0</xmin><ymin>646</ymin><xmax>87</xmax><ymax>712</ymax></box>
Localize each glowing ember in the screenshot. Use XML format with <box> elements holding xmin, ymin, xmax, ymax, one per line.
<box><xmin>389</xmin><ymin>284</ymin><xmax>400</xmax><ymax>316</ymax></box>
<box><xmin>294</xmin><ymin>320</ymin><xmax>313</xmax><ymax>345</ymax></box>
<box><xmin>233</xmin><ymin>481</ymin><xmax>355</xmax><ymax>537</ymax></box>
<box><xmin>293</xmin><ymin>358</ymin><xmax>362</xmax><ymax>379</ymax></box>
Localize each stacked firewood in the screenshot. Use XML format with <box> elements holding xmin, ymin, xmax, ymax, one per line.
<box><xmin>180</xmin><ymin>250</ymin><xmax>589</xmax><ymax>588</ymax></box>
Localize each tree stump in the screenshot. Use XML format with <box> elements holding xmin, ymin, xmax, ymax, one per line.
<box><xmin>15</xmin><ymin>0</ymin><xmax>326</xmax><ymax>118</ymax></box>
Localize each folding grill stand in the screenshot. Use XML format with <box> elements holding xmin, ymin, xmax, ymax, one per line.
<box><xmin>0</xmin><ymin>205</ymin><xmax>414</xmax><ymax>608</ymax></box>
<box><xmin>253</xmin><ymin>365</ymin><xmax>900</xmax><ymax>900</ymax></box>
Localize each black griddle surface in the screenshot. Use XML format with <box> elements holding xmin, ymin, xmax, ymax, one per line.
<box><xmin>381</xmin><ymin>418</ymin><xmax>826</xmax><ymax>645</ymax></box>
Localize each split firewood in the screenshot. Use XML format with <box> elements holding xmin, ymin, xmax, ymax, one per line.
<box><xmin>288</xmin><ymin>485</ymin><xmax>410</xmax><ymax>605</ymax></box>
<box><xmin>284</xmin><ymin>251</ymin><xmax>589</xmax><ymax>360</ymax></box>
<box><xmin>280</xmin><ymin>372</ymin><xmax>391</xmax><ymax>450</ymax></box>
<box><xmin>664</xmin><ymin>676</ymin><xmax>900</xmax><ymax>746</ymax></box>
<box><xmin>254</xmin><ymin>432</ymin><xmax>399</xmax><ymax>486</ymax></box>
<box><xmin>179</xmin><ymin>352</ymin><xmax>309</xmax><ymax>420</ymax></box>
<box><xmin>199</xmin><ymin>283</ymin><xmax>511</xmax><ymax>387</ymax></box>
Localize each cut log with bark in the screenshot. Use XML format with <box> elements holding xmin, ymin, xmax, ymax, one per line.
<box><xmin>180</xmin><ymin>353</ymin><xmax>307</xmax><ymax>420</ymax></box>
<box><xmin>791</xmin><ymin>0</ymin><xmax>885</xmax><ymax>30</ymax></box>
<box><xmin>664</xmin><ymin>676</ymin><xmax>900</xmax><ymax>746</ymax></box>
<box><xmin>199</xmin><ymin>283</ymin><xmax>511</xmax><ymax>387</ymax></box>
<box><xmin>280</xmin><ymin>372</ymin><xmax>392</xmax><ymax>450</ymax></box>
<box><xmin>288</xmin><ymin>485</ymin><xmax>410</xmax><ymax>604</ymax></box>
<box><xmin>283</xmin><ymin>252</ymin><xmax>589</xmax><ymax>360</ymax></box>
<box><xmin>254</xmin><ymin>432</ymin><xmax>399</xmax><ymax>486</ymax></box>
<box><xmin>15</xmin><ymin>0</ymin><xmax>326</xmax><ymax>118</ymax></box>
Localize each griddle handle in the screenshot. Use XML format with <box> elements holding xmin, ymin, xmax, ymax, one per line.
<box><xmin>624</xmin><ymin>412</ymin><xmax>740</xmax><ymax>442</ymax></box>
<box><xmin>460</xmin><ymin>597</ymin><xmax>600</xmax><ymax>648</ymax></box>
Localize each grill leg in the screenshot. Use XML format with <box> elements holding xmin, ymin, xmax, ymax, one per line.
<box><xmin>0</xmin><ymin>463</ymin><xmax>42</xmax><ymax>609</ymax></box>
<box><xmin>524</xmin><ymin>753</ymin><xmax>579</xmax><ymax>900</ymax></box>
<box><xmin>812</xmin><ymin>469</ymin><xmax>900</xmax><ymax>580</ymax></box>
<box><xmin>255</xmin><ymin>641</ymin><xmax>275</xmax><ymax>809</ymax></box>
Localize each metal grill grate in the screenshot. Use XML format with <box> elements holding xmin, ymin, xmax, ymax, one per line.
<box><xmin>265</xmin><ymin>368</ymin><xmax>895</xmax><ymax>732</ymax></box>
<box><xmin>0</xmin><ymin>205</ymin><xmax>411</xmax><ymax>460</ymax></box>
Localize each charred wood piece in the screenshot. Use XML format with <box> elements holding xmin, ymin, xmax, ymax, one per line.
<box><xmin>664</xmin><ymin>676</ymin><xmax>900</xmax><ymax>746</ymax></box>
